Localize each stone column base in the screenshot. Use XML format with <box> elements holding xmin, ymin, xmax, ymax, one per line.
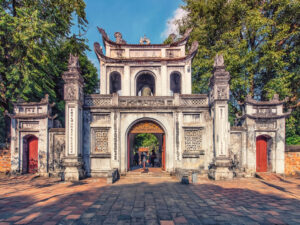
<box><xmin>62</xmin><ymin>157</ymin><xmax>84</xmax><ymax>181</ymax></box>
<box><xmin>209</xmin><ymin>157</ymin><xmax>233</xmax><ymax>180</ymax></box>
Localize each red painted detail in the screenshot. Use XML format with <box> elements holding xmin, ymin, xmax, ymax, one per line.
<box><xmin>162</xmin><ymin>134</ymin><xmax>166</xmax><ymax>170</ymax></box>
<box><xmin>127</xmin><ymin>134</ymin><xmax>130</xmax><ymax>171</ymax></box>
<box><xmin>28</xmin><ymin>136</ymin><xmax>38</xmax><ymax>173</ymax></box>
<box><xmin>256</xmin><ymin>136</ymin><xmax>267</xmax><ymax>172</ymax></box>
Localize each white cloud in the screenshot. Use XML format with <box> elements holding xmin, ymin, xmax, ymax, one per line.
<box><xmin>161</xmin><ymin>8</ymin><xmax>188</xmax><ymax>39</ymax></box>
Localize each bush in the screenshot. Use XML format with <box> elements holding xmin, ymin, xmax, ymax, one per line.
<box><xmin>286</xmin><ymin>135</ymin><xmax>300</xmax><ymax>146</ymax></box>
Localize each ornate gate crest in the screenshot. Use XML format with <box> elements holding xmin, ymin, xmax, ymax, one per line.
<box><xmin>130</xmin><ymin>121</ymin><xmax>164</xmax><ymax>134</ymax></box>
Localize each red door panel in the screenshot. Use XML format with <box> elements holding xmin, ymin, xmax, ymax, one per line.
<box><xmin>28</xmin><ymin>137</ymin><xmax>38</xmax><ymax>173</ymax></box>
<box><xmin>127</xmin><ymin>134</ymin><xmax>130</xmax><ymax>171</ymax></box>
<box><xmin>256</xmin><ymin>136</ymin><xmax>267</xmax><ymax>172</ymax></box>
<box><xmin>162</xmin><ymin>134</ymin><xmax>166</xmax><ymax>170</ymax></box>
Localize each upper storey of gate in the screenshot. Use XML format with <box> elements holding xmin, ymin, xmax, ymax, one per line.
<box><xmin>94</xmin><ymin>27</ymin><xmax>198</xmax><ymax>62</ymax></box>
<box><xmin>93</xmin><ymin>27</ymin><xmax>198</xmax><ymax>96</ymax></box>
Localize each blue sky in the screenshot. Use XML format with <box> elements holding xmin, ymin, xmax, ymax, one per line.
<box><xmin>74</xmin><ymin>0</ymin><xmax>185</xmax><ymax>68</ymax></box>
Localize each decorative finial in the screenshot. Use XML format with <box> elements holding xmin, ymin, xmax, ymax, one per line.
<box><xmin>140</xmin><ymin>35</ymin><xmax>150</xmax><ymax>44</ymax></box>
<box><xmin>41</xmin><ymin>94</ymin><xmax>49</xmax><ymax>103</ymax></box>
<box><xmin>168</xmin><ymin>33</ymin><xmax>176</xmax><ymax>43</ymax></box>
<box><xmin>246</xmin><ymin>94</ymin><xmax>252</xmax><ymax>101</ymax></box>
<box><xmin>272</xmin><ymin>93</ymin><xmax>279</xmax><ymax>101</ymax></box>
<box><xmin>114</xmin><ymin>32</ymin><xmax>126</xmax><ymax>44</ymax></box>
<box><xmin>213</xmin><ymin>54</ymin><xmax>224</xmax><ymax>67</ymax></box>
<box><xmin>68</xmin><ymin>54</ymin><xmax>79</xmax><ymax>68</ymax></box>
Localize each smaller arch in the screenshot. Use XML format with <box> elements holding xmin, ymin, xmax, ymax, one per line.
<box><xmin>170</xmin><ymin>71</ymin><xmax>181</xmax><ymax>95</ymax></box>
<box><xmin>109</xmin><ymin>71</ymin><xmax>121</xmax><ymax>94</ymax></box>
<box><xmin>135</xmin><ymin>71</ymin><xmax>156</xmax><ymax>96</ymax></box>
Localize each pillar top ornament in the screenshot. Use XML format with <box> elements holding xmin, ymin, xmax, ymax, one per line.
<box><xmin>63</xmin><ymin>54</ymin><xmax>84</xmax><ymax>84</ymax></box>
<box><xmin>213</xmin><ymin>54</ymin><xmax>224</xmax><ymax>67</ymax></box>
<box><xmin>67</xmin><ymin>54</ymin><xmax>80</xmax><ymax>72</ymax></box>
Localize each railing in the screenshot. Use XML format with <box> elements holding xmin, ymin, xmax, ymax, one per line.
<box><xmin>84</xmin><ymin>94</ymin><xmax>208</xmax><ymax>108</ymax></box>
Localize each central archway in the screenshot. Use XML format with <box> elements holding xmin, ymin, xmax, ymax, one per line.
<box><xmin>127</xmin><ymin>120</ymin><xmax>165</xmax><ymax>171</ymax></box>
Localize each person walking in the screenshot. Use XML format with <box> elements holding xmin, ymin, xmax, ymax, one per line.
<box><xmin>142</xmin><ymin>152</ymin><xmax>147</xmax><ymax>170</ymax></box>
<box><xmin>150</xmin><ymin>150</ymin><xmax>156</xmax><ymax>167</ymax></box>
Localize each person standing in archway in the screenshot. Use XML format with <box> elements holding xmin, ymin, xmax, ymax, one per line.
<box><xmin>150</xmin><ymin>150</ymin><xmax>156</xmax><ymax>167</ymax></box>
<box><xmin>134</xmin><ymin>152</ymin><xmax>139</xmax><ymax>167</ymax></box>
<box><xmin>142</xmin><ymin>152</ymin><xmax>147</xmax><ymax>170</ymax></box>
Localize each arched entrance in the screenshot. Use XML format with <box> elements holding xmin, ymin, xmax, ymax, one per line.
<box><xmin>127</xmin><ymin>121</ymin><xmax>165</xmax><ymax>171</ymax></box>
<box><xmin>256</xmin><ymin>135</ymin><xmax>270</xmax><ymax>172</ymax></box>
<box><xmin>23</xmin><ymin>135</ymin><xmax>38</xmax><ymax>173</ymax></box>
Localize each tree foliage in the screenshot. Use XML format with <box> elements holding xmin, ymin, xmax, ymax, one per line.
<box><xmin>0</xmin><ymin>0</ymin><xmax>98</xmax><ymax>143</ymax></box>
<box><xmin>179</xmin><ymin>0</ymin><xmax>300</xmax><ymax>144</ymax></box>
<box><xmin>134</xmin><ymin>133</ymin><xmax>159</xmax><ymax>151</ymax></box>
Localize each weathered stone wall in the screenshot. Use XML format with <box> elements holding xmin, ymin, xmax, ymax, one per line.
<box><xmin>49</xmin><ymin>128</ymin><xmax>65</xmax><ymax>177</ymax></box>
<box><xmin>0</xmin><ymin>149</ymin><xmax>11</xmax><ymax>173</ymax></box>
<box><xmin>285</xmin><ymin>145</ymin><xmax>300</xmax><ymax>176</ymax></box>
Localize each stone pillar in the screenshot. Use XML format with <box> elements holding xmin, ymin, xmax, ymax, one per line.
<box><xmin>209</xmin><ymin>54</ymin><xmax>233</xmax><ymax>180</ymax></box>
<box><xmin>100</xmin><ymin>62</ymin><xmax>106</xmax><ymax>94</ymax></box>
<box><xmin>62</xmin><ymin>54</ymin><xmax>84</xmax><ymax>181</ymax></box>
<box><xmin>123</xmin><ymin>65</ymin><xmax>130</xmax><ymax>96</ymax></box>
<box><xmin>161</xmin><ymin>63</ymin><xmax>167</xmax><ymax>96</ymax></box>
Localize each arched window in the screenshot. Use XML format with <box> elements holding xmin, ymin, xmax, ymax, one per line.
<box><xmin>110</xmin><ymin>72</ymin><xmax>121</xmax><ymax>94</ymax></box>
<box><xmin>136</xmin><ymin>73</ymin><xmax>155</xmax><ymax>96</ymax></box>
<box><xmin>170</xmin><ymin>72</ymin><xmax>181</xmax><ymax>95</ymax></box>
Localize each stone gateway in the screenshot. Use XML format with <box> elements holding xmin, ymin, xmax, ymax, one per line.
<box><xmin>8</xmin><ymin>27</ymin><xmax>290</xmax><ymax>180</ymax></box>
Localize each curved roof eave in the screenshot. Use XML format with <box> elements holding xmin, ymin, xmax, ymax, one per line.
<box><xmin>94</xmin><ymin>40</ymin><xmax>198</xmax><ymax>64</ymax></box>
<box><xmin>97</xmin><ymin>27</ymin><xmax>193</xmax><ymax>49</ymax></box>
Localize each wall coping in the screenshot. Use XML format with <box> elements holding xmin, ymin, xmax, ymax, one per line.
<box><xmin>285</xmin><ymin>145</ymin><xmax>300</xmax><ymax>152</ymax></box>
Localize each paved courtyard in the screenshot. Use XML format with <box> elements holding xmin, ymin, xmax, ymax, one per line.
<box><xmin>0</xmin><ymin>174</ymin><xmax>300</xmax><ymax>225</ymax></box>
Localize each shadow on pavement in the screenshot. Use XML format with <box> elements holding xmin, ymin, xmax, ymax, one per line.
<box><xmin>0</xmin><ymin>177</ymin><xmax>299</xmax><ymax>225</ymax></box>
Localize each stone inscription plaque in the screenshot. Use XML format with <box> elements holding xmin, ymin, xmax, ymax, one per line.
<box><xmin>20</xmin><ymin>121</ymin><xmax>39</xmax><ymax>129</ymax></box>
<box><xmin>184</xmin><ymin>129</ymin><xmax>202</xmax><ymax>152</ymax></box>
<box><xmin>68</xmin><ymin>107</ymin><xmax>75</xmax><ymax>154</ymax></box>
<box><xmin>256</xmin><ymin>120</ymin><xmax>276</xmax><ymax>130</ymax></box>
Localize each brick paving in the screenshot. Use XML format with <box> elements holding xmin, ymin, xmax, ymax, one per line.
<box><xmin>0</xmin><ymin>174</ymin><xmax>299</xmax><ymax>225</ymax></box>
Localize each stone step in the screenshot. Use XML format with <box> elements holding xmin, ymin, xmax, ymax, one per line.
<box><xmin>123</xmin><ymin>173</ymin><xmax>172</xmax><ymax>177</ymax></box>
<box><xmin>255</xmin><ymin>172</ymin><xmax>284</xmax><ymax>181</ymax></box>
<box><xmin>122</xmin><ymin>171</ymin><xmax>172</xmax><ymax>178</ymax></box>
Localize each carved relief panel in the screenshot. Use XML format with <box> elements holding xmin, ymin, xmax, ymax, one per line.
<box><xmin>166</xmin><ymin>49</ymin><xmax>181</xmax><ymax>58</ymax></box>
<box><xmin>217</xmin><ymin>86</ymin><xmax>227</xmax><ymax>99</ymax></box>
<box><xmin>255</xmin><ymin>120</ymin><xmax>276</xmax><ymax>130</ymax></box>
<box><xmin>92</xmin><ymin>128</ymin><xmax>110</xmax><ymax>153</ymax></box>
<box><xmin>183</xmin><ymin>128</ymin><xmax>203</xmax><ymax>152</ymax></box>
<box><xmin>111</xmin><ymin>49</ymin><xmax>125</xmax><ymax>58</ymax></box>
<box><xmin>64</xmin><ymin>84</ymin><xmax>77</xmax><ymax>100</ymax></box>
<box><xmin>91</xmin><ymin>113</ymin><xmax>111</xmax><ymax>123</ymax></box>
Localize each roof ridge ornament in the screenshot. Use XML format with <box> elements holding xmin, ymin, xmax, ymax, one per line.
<box><xmin>189</xmin><ymin>41</ymin><xmax>199</xmax><ymax>55</ymax></box>
<box><xmin>140</xmin><ymin>35</ymin><xmax>150</xmax><ymax>45</ymax></box>
<box><xmin>114</xmin><ymin>32</ymin><xmax>127</xmax><ymax>44</ymax></box>
<box><xmin>168</xmin><ymin>33</ymin><xmax>177</xmax><ymax>43</ymax></box>
<box><xmin>182</xmin><ymin>28</ymin><xmax>193</xmax><ymax>39</ymax></box>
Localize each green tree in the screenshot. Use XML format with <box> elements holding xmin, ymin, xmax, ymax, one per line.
<box><xmin>0</xmin><ymin>0</ymin><xmax>98</xmax><ymax>143</ymax></box>
<box><xmin>180</xmin><ymin>0</ymin><xmax>300</xmax><ymax>143</ymax></box>
<box><xmin>134</xmin><ymin>134</ymin><xmax>159</xmax><ymax>151</ymax></box>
